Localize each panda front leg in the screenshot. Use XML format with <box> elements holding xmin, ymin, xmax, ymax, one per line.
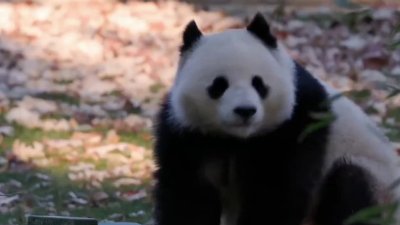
<box><xmin>313</xmin><ymin>160</ymin><xmax>378</xmax><ymax>225</ymax></box>
<box><xmin>234</xmin><ymin>160</ymin><xmax>313</xmax><ymax>225</ymax></box>
<box><xmin>153</xmin><ymin>170</ymin><xmax>222</xmax><ymax>225</ymax></box>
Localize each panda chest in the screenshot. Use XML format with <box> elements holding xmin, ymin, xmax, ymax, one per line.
<box><xmin>202</xmin><ymin>157</ymin><xmax>240</xmax><ymax>225</ymax></box>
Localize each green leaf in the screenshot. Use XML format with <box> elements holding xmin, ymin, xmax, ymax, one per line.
<box><xmin>298</xmin><ymin>93</ymin><xmax>343</xmax><ymax>143</ymax></box>
<box><xmin>319</xmin><ymin>93</ymin><xmax>344</xmax><ymax>108</ymax></box>
<box><xmin>395</xmin><ymin>25</ymin><xmax>400</xmax><ymax>33</ymax></box>
<box><xmin>389</xmin><ymin>177</ymin><xmax>400</xmax><ymax>191</ymax></box>
<box><xmin>387</xmin><ymin>89</ymin><xmax>400</xmax><ymax>99</ymax></box>
<box><xmin>297</xmin><ymin>112</ymin><xmax>336</xmax><ymax>143</ymax></box>
<box><xmin>389</xmin><ymin>40</ymin><xmax>400</xmax><ymax>50</ymax></box>
<box><xmin>384</xmin><ymin>84</ymin><xmax>400</xmax><ymax>99</ymax></box>
<box><xmin>345</xmin><ymin>89</ymin><xmax>372</xmax><ymax>104</ymax></box>
<box><xmin>345</xmin><ymin>203</ymin><xmax>399</xmax><ymax>225</ymax></box>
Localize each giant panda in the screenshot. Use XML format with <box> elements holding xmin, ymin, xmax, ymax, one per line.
<box><xmin>152</xmin><ymin>13</ymin><xmax>400</xmax><ymax>225</ymax></box>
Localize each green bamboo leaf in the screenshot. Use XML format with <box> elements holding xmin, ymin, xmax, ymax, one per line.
<box><xmin>389</xmin><ymin>177</ymin><xmax>400</xmax><ymax>191</ymax></box>
<box><xmin>345</xmin><ymin>203</ymin><xmax>398</xmax><ymax>225</ymax></box>
<box><xmin>387</xmin><ymin>89</ymin><xmax>400</xmax><ymax>99</ymax></box>
<box><xmin>389</xmin><ymin>24</ymin><xmax>400</xmax><ymax>37</ymax></box>
<box><xmin>389</xmin><ymin>40</ymin><xmax>400</xmax><ymax>50</ymax></box>
<box><xmin>395</xmin><ymin>25</ymin><xmax>400</xmax><ymax>33</ymax></box>
<box><xmin>319</xmin><ymin>92</ymin><xmax>344</xmax><ymax>108</ymax></box>
<box><xmin>297</xmin><ymin>113</ymin><xmax>336</xmax><ymax>143</ymax></box>
<box><xmin>298</xmin><ymin>93</ymin><xmax>343</xmax><ymax>143</ymax></box>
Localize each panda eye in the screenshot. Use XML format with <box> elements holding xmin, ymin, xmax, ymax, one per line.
<box><xmin>252</xmin><ymin>76</ymin><xmax>268</xmax><ymax>99</ymax></box>
<box><xmin>207</xmin><ymin>76</ymin><xmax>229</xmax><ymax>99</ymax></box>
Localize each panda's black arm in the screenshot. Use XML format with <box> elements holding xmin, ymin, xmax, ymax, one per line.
<box><xmin>235</xmin><ymin>140</ymin><xmax>326</xmax><ymax>225</ymax></box>
<box><xmin>153</xmin><ymin>169</ymin><xmax>221</xmax><ymax>225</ymax></box>
<box><xmin>153</xmin><ymin>116</ymin><xmax>222</xmax><ymax>225</ymax></box>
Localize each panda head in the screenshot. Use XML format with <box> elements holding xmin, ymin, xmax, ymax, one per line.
<box><xmin>169</xmin><ymin>13</ymin><xmax>296</xmax><ymax>138</ymax></box>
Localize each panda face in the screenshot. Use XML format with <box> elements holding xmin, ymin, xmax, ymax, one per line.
<box><xmin>205</xmin><ymin>73</ymin><xmax>267</xmax><ymax>132</ymax></box>
<box><xmin>169</xmin><ymin>17</ymin><xmax>296</xmax><ymax>138</ymax></box>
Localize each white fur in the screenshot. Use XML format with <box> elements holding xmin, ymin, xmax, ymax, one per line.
<box><xmin>170</xmin><ymin>29</ymin><xmax>295</xmax><ymax>138</ymax></box>
<box><xmin>322</xmin><ymin>85</ymin><xmax>400</xmax><ymax>204</ymax></box>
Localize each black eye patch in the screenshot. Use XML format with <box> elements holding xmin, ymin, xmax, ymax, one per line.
<box><xmin>252</xmin><ymin>76</ymin><xmax>268</xmax><ymax>99</ymax></box>
<box><xmin>207</xmin><ymin>76</ymin><xmax>229</xmax><ymax>99</ymax></box>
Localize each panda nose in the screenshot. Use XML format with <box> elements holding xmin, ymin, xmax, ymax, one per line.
<box><xmin>234</xmin><ymin>106</ymin><xmax>257</xmax><ymax>120</ymax></box>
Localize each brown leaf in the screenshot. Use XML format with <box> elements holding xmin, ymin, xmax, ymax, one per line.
<box><xmin>363</xmin><ymin>57</ymin><xmax>390</xmax><ymax>70</ymax></box>
<box><xmin>73</xmin><ymin>112</ymin><xmax>95</xmax><ymax>125</ymax></box>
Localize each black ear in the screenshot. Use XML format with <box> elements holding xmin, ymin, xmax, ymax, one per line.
<box><xmin>180</xmin><ymin>20</ymin><xmax>203</xmax><ymax>53</ymax></box>
<box><xmin>247</xmin><ymin>13</ymin><xmax>277</xmax><ymax>48</ymax></box>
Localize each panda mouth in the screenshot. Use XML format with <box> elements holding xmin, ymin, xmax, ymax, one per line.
<box><xmin>221</xmin><ymin>118</ymin><xmax>255</xmax><ymax>128</ymax></box>
<box><xmin>228</xmin><ymin>120</ymin><xmax>252</xmax><ymax>127</ymax></box>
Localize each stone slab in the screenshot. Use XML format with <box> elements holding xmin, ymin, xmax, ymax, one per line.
<box><xmin>26</xmin><ymin>215</ymin><xmax>98</xmax><ymax>225</ymax></box>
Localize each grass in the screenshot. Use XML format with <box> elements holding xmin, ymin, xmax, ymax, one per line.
<box><xmin>149</xmin><ymin>83</ymin><xmax>165</xmax><ymax>94</ymax></box>
<box><xmin>119</xmin><ymin>131</ymin><xmax>153</xmax><ymax>149</ymax></box>
<box><xmin>0</xmin><ymin>124</ymin><xmax>71</xmax><ymax>153</ymax></box>
<box><xmin>0</xmin><ymin>113</ymin><xmax>154</xmax><ymax>225</ymax></box>
<box><xmin>0</xmin><ymin>171</ymin><xmax>153</xmax><ymax>224</ymax></box>
<box><xmin>33</xmin><ymin>92</ymin><xmax>80</xmax><ymax>106</ymax></box>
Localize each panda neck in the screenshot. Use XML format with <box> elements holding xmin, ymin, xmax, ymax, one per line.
<box><xmin>292</xmin><ymin>61</ymin><xmax>330</xmax><ymax>117</ymax></box>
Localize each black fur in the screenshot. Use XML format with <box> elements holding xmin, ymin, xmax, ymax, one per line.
<box><xmin>153</xmin><ymin>62</ymin><xmax>332</xmax><ymax>225</ymax></box>
<box><xmin>313</xmin><ymin>160</ymin><xmax>377</xmax><ymax>225</ymax></box>
<box><xmin>208</xmin><ymin>76</ymin><xmax>229</xmax><ymax>99</ymax></box>
<box><xmin>247</xmin><ymin>13</ymin><xmax>277</xmax><ymax>48</ymax></box>
<box><xmin>180</xmin><ymin>20</ymin><xmax>203</xmax><ymax>53</ymax></box>
<box><xmin>252</xmin><ymin>75</ymin><xmax>269</xmax><ymax>99</ymax></box>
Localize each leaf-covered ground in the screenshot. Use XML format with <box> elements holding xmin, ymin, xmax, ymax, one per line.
<box><xmin>0</xmin><ymin>0</ymin><xmax>399</xmax><ymax>224</ymax></box>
